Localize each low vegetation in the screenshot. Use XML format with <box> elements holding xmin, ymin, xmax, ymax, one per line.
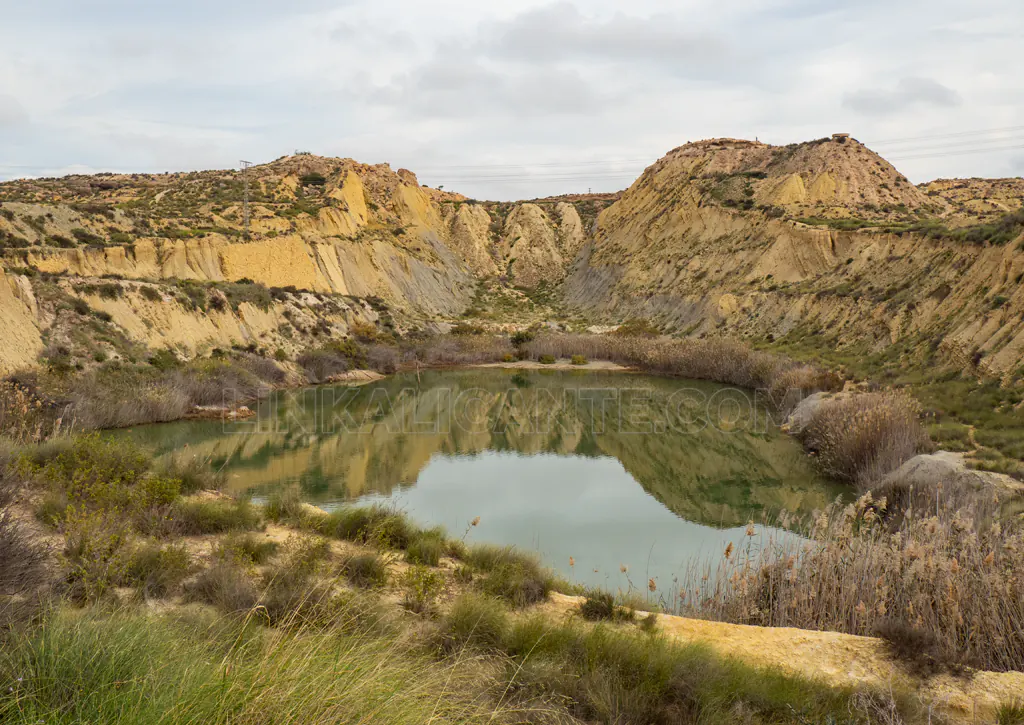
<box><xmin>0</xmin><ymin>432</ymin><xmax>941</xmax><ymax>724</ymax></box>
<box><xmin>683</xmin><ymin>492</ymin><xmax>1024</xmax><ymax>673</ymax></box>
<box><xmin>799</xmin><ymin>391</ymin><xmax>930</xmax><ymax>483</ymax></box>
<box><xmin>522</xmin><ymin>333</ymin><xmax>841</xmax><ymax>412</ymax></box>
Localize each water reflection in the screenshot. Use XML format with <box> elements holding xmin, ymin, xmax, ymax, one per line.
<box><xmin>117</xmin><ymin>370</ymin><xmax>842</xmax><ymax>591</ymax></box>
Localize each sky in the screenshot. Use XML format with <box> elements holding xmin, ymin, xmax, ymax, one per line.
<box><xmin>1</xmin><ymin>0</ymin><xmax>1022</xmax><ymax>200</ymax></box>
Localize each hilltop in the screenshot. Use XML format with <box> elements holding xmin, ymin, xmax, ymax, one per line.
<box><xmin>0</xmin><ymin>138</ymin><xmax>1022</xmax><ymax>378</ymax></box>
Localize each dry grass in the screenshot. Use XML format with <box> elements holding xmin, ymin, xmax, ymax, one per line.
<box><xmin>681</xmin><ymin>493</ymin><xmax>1024</xmax><ymax>672</ymax></box>
<box><xmin>522</xmin><ymin>334</ymin><xmax>840</xmax><ymax>412</ymax></box>
<box><xmin>66</xmin><ymin>357</ymin><xmax>280</xmax><ymax>429</ymax></box>
<box><xmin>0</xmin><ymin>381</ymin><xmax>68</xmax><ymax>443</ymax></box>
<box><xmin>800</xmin><ymin>392</ymin><xmax>929</xmax><ymax>484</ymax></box>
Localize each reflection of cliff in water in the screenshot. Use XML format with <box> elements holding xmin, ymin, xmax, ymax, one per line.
<box><xmin>120</xmin><ymin>370</ymin><xmax>840</xmax><ymax>528</ymax></box>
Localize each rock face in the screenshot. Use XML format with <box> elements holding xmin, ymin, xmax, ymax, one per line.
<box><xmin>0</xmin><ymin>264</ymin><xmax>43</xmax><ymax>373</ymax></box>
<box><xmin>1</xmin><ymin>142</ymin><xmax>1022</xmax><ymax>378</ymax></box>
<box><xmin>564</xmin><ymin>137</ymin><xmax>1024</xmax><ymax>377</ymax></box>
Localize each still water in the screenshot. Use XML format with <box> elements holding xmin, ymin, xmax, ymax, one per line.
<box><xmin>117</xmin><ymin>370</ymin><xmax>841</xmax><ymax>593</ymax></box>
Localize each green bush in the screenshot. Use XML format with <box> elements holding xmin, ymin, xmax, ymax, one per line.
<box><xmin>405</xmin><ymin>530</ymin><xmax>445</xmax><ymax>566</ymax></box>
<box><xmin>60</xmin><ymin>508</ymin><xmax>131</xmax><ymax>603</ymax></box>
<box><xmin>216</xmin><ymin>532</ymin><xmax>279</xmax><ymax>566</ymax></box>
<box><xmin>437</xmin><ymin>594</ymin><xmax>509</xmax><ymax>653</ymax></box>
<box><xmin>299</xmin><ymin>172</ymin><xmax>327</xmax><ymax>187</ymax></box>
<box><xmin>399</xmin><ymin>565</ymin><xmax>445</xmax><ymax>613</ymax></box>
<box><xmin>170</xmin><ymin>498</ymin><xmax>261</xmax><ymax>535</ymax></box>
<box><xmin>570</xmin><ymin>354</ymin><xmax>587</xmax><ymax>366</ymax></box>
<box><xmin>538</xmin><ymin>354</ymin><xmax>556</xmax><ymax>365</ymax></box>
<box><xmin>320</xmin><ymin>505</ymin><xmax>412</xmax><ymax>549</ymax></box>
<box><xmin>342</xmin><ymin>553</ymin><xmax>388</xmax><ymax>589</ymax></box>
<box><xmin>467</xmin><ymin>545</ymin><xmax>553</xmax><ymax>607</ymax></box>
<box><xmin>124</xmin><ymin>542</ymin><xmax>192</xmax><ymax>598</ymax></box>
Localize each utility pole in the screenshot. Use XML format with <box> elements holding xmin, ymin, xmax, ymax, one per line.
<box><xmin>240</xmin><ymin>160</ymin><xmax>252</xmax><ymax>239</ymax></box>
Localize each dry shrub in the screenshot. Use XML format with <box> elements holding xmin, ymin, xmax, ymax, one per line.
<box><xmin>364</xmin><ymin>344</ymin><xmax>400</xmax><ymax>374</ymax></box>
<box><xmin>0</xmin><ymin>512</ymin><xmax>50</xmax><ymax>599</ymax></box>
<box><xmin>59</xmin><ymin>508</ymin><xmax>131</xmax><ymax>603</ymax></box>
<box><xmin>0</xmin><ymin>511</ymin><xmax>50</xmax><ymax>631</ymax></box>
<box><xmin>297</xmin><ymin>348</ymin><xmax>350</xmax><ymax>383</ymax></box>
<box><xmin>184</xmin><ymin>560</ymin><xmax>259</xmax><ymax>613</ymax></box>
<box><xmin>684</xmin><ymin>494</ymin><xmax>1024</xmax><ymax>672</ymax></box>
<box><xmin>801</xmin><ymin>392</ymin><xmax>928</xmax><ymax>484</ymax></box>
<box><xmin>522</xmin><ymin>334</ymin><xmax>839</xmax><ymax>412</ymax></box>
<box><xmin>0</xmin><ymin>380</ymin><xmax>68</xmax><ymax>443</ymax></box>
<box><xmin>68</xmin><ymin>358</ymin><xmax>275</xmax><ymax>429</ymax></box>
<box><xmin>412</xmin><ymin>336</ymin><xmax>513</xmax><ymax>366</ymax></box>
<box><xmin>69</xmin><ymin>367</ymin><xmax>190</xmax><ymax>429</ymax></box>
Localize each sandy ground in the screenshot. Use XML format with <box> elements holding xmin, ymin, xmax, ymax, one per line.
<box><xmin>541</xmin><ymin>593</ymin><xmax>1024</xmax><ymax>722</ymax></box>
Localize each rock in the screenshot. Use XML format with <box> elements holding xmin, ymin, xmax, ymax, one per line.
<box><xmin>189</xmin><ymin>405</ymin><xmax>255</xmax><ymax>421</ymax></box>
<box><xmin>881</xmin><ymin>451</ymin><xmax>1024</xmax><ymax>498</ymax></box>
<box><xmin>325</xmin><ymin>370</ymin><xmax>386</xmax><ymax>385</ymax></box>
<box><xmin>782</xmin><ymin>391</ymin><xmax>842</xmax><ymax>435</ymax></box>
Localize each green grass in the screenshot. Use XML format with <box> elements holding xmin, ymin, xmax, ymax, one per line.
<box><xmin>437</xmin><ymin>595</ymin><xmax>921</xmax><ymax>725</ymax></box>
<box><xmin>123</xmin><ymin>541</ymin><xmax>192</xmax><ymax>598</ymax></box>
<box><xmin>342</xmin><ymin>553</ymin><xmax>389</xmax><ymax>589</ymax></box>
<box><xmin>170</xmin><ymin>498</ymin><xmax>262</xmax><ymax>535</ymax></box>
<box><xmin>318</xmin><ymin>504</ymin><xmax>413</xmax><ymax>549</ymax></box>
<box><xmin>466</xmin><ymin>544</ymin><xmax>556</xmax><ymax>607</ymax></box>
<box><xmin>215</xmin><ymin>532</ymin><xmax>279</xmax><ymax>565</ymax></box>
<box><xmin>0</xmin><ymin>607</ymin><xmax>503</xmax><ymax>725</ymax></box>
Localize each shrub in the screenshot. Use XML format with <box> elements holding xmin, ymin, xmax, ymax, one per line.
<box><xmin>299</xmin><ymin>172</ymin><xmax>327</xmax><ymax>187</ymax></box>
<box><xmin>184</xmin><ymin>560</ymin><xmax>259</xmax><ymax>613</ymax></box>
<box><xmin>437</xmin><ymin>594</ymin><xmax>509</xmax><ymax>653</ymax></box>
<box><xmin>59</xmin><ymin>508</ymin><xmax>131</xmax><ymax>603</ymax></box>
<box><xmin>124</xmin><ymin>542</ymin><xmax>192</xmax><ymax>598</ymax></box>
<box><xmin>538</xmin><ymin>354</ymin><xmax>556</xmax><ymax>365</ymax></box>
<box><xmin>579</xmin><ymin>590</ymin><xmax>635</xmax><ymax>623</ymax></box>
<box><xmin>156</xmin><ymin>455</ymin><xmax>223</xmax><ymax>495</ymax></box>
<box><xmin>800</xmin><ymin>392</ymin><xmax>927</xmax><ymax>483</ymax></box>
<box><xmin>399</xmin><ymin>565</ymin><xmax>445</xmax><ymax>613</ymax></box>
<box><xmin>466</xmin><ymin>546</ymin><xmax>553</xmax><ymax>607</ymax></box>
<box><xmin>25</xmin><ymin>434</ymin><xmax>151</xmax><ymax>513</ymax></box>
<box><xmin>570</xmin><ymin>354</ymin><xmax>587</xmax><ymax>366</ymax></box>
<box><xmin>874</xmin><ymin>619</ymin><xmax>968</xmax><ymax>676</ymax></box>
<box><xmin>405</xmin><ymin>530</ymin><xmax>445</xmax><ymax>566</ymax></box>
<box><xmin>0</xmin><ymin>511</ymin><xmax>49</xmax><ymax>614</ymax></box>
<box><xmin>341</xmin><ymin>553</ymin><xmax>388</xmax><ymax>589</ymax></box>
<box><xmin>216</xmin><ymin>533</ymin><xmax>279</xmax><ymax>566</ymax></box>
<box><xmin>321</xmin><ymin>505</ymin><xmax>412</xmax><ymax>549</ymax></box>
<box><xmin>170</xmin><ymin>498</ymin><xmax>261</xmax><ymax>535</ymax></box>
<box><xmin>0</xmin><ymin>381</ymin><xmax>62</xmax><ymax>444</ymax></box>
<box><xmin>263</xmin><ymin>489</ymin><xmax>304</xmax><ymax>523</ymax></box>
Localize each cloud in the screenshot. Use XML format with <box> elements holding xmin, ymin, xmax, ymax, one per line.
<box><xmin>363</xmin><ymin>59</ymin><xmax>607</xmax><ymax>119</ymax></box>
<box><xmin>843</xmin><ymin>77</ymin><xmax>962</xmax><ymax>115</ymax></box>
<box><xmin>0</xmin><ymin>0</ymin><xmax>1021</xmax><ymax>197</ymax></box>
<box><xmin>0</xmin><ymin>94</ymin><xmax>28</xmax><ymax>127</ymax></box>
<box><xmin>480</xmin><ymin>3</ymin><xmax>727</xmax><ymax>68</ymax></box>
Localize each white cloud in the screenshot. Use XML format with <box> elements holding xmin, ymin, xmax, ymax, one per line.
<box><xmin>843</xmin><ymin>77</ymin><xmax>962</xmax><ymax>115</ymax></box>
<box><xmin>0</xmin><ymin>0</ymin><xmax>1021</xmax><ymax>198</ymax></box>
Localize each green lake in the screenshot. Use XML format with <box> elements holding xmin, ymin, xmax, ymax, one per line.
<box><xmin>116</xmin><ymin>370</ymin><xmax>842</xmax><ymax>595</ymax></box>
